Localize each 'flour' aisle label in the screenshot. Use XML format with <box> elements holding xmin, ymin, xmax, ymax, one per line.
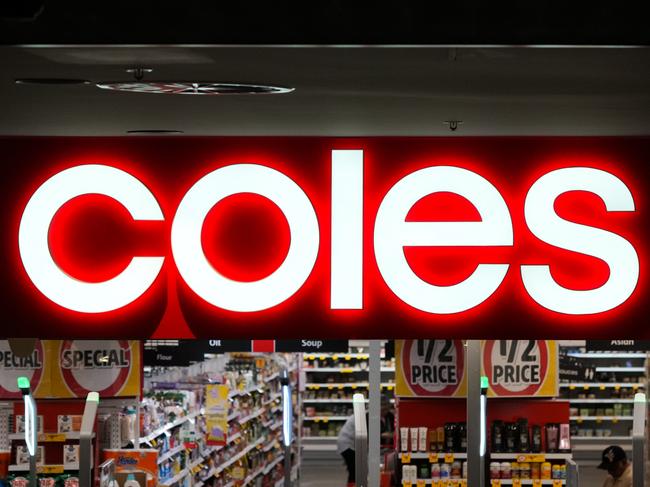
<box><xmin>482</xmin><ymin>340</ymin><xmax>558</xmax><ymax>397</ymax></box>
<box><xmin>396</xmin><ymin>340</ymin><xmax>467</xmax><ymax>397</ymax></box>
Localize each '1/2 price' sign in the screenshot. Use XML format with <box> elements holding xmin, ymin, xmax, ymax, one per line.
<box><xmin>483</xmin><ymin>340</ymin><xmax>558</xmax><ymax>397</ymax></box>
<box><xmin>396</xmin><ymin>340</ymin><xmax>467</xmax><ymax>397</ymax></box>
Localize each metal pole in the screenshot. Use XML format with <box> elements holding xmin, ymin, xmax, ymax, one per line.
<box><xmin>353</xmin><ymin>394</ymin><xmax>368</xmax><ymax>487</ymax></box>
<box><xmin>368</xmin><ymin>340</ymin><xmax>381</xmax><ymax>487</ymax></box>
<box><xmin>466</xmin><ymin>340</ymin><xmax>484</xmax><ymax>487</ymax></box>
<box><xmin>632</xmin><ymin>392</ymin><xmax>646</xmax><ymax>487</ymax></box>
<box><xmin>79</xmin><ymin>392</ymin><xmax>99</xmax><ymax>487</ymax></box>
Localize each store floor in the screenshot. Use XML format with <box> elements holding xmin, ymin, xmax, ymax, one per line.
<box><xmin>301</xmin><ymin>462</ymin><xmax>348</xmax><ymax>487</ymax></box>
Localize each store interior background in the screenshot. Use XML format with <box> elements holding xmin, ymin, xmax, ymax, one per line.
<box><xmin>0</xmin><ymin>339</ymin><xmax>647</xmax><ymax>486</ymax></box>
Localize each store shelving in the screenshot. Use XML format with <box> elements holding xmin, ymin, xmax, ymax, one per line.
<box><xmin>301</xmin><ymin>341</ymin><xmax>395</xmax><ymax>455</ymax></box>
<box><xmin>558</xmin><ymin>340</ymin><xmax>648</xmax><ymax>462</ymax></box>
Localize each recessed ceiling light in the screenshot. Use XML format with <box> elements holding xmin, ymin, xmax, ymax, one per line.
<box><xmin>96</xmin><ymin>81</ymin><xmax>294</xmax><ymax>95</ymax></box>
<box><xmin>15</xmin><ymin>78</ymin><xmax>92</xmax><ymax>85</ymax></box>
<box><xmin>127</xmin><ymin>130</ymin><xmax>185</xmax><ymax>134</ymax></box>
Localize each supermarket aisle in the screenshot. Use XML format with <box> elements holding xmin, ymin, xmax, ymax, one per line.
<box><xmin>301</xmin><ymin>463</ymin><xmax>347</xmax><ymax>487</ymax></box>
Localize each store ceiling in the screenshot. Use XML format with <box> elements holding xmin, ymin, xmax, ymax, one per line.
<box><xmin>0</xmin><ymin>46</ymin><xmax>649</xmax><ymax>136</ymax></box>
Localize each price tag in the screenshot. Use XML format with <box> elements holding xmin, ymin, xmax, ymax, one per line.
<box><xmin>596</xmin><ymin>417</ymin><xmax>603</xmax><ymax>424</ymax></box>
<box><xmin>612</xmin><ymin>417</ymin><xmax>619</xmax><ymax>424</ymax></box>
<box><xmin>599</xmin><ymin>385</ymin><xmax>605</xmax><ymax>391</ymax></box>
<box><xmin>428</xmin><ymin>453</ymin><xmax>439</xmax><ymax>463</ymax></box>
<box><xmin>402</xmin><ymin>482</ymin><xmax>412</xmax><ymax>487</ymax></box>
<box><xmin>512</xmin><ymin>480</ymin><xmax>522</xmax><ymax>487</ymax></box>
<box><xmin>38</xmin><ymin>466</ymin><xmax>65</xmax><ymax>474</ymax></box>
<box><xmin>344</xmin><ymin>355</ymin><xmax>351</xmax><ymax>360</ymax></box>
<box><xmin>338</xmin><ymin>385</ymin><xmax>344</xmax><ymax>390</ymax></box>
<box><xmin>532</xmin><ymin>480</ymin><xmax>542</xmax><ymax>487</ymax></box>
<box><xmin>450</xmin><ymin>481</ymin><xmax>459</xmax><ymax>487</ymax></box>
<box><xmin>491</xmin><ymin>480</ymin><xmax>501</xmax><ymax>487</ymax></box>
<box><xmin>568</xmin><ymin>385</ymin><xmax>576</xmax><ymax>390</ymax></box>
<box><xmin>417</xmin><ymin>480</ymin><xmax>426</xmax><ymax>487</ymax></box>
<box><xmin>516</xmin><ymin>454</ymin><xmax>545</xmax><ymax>463</ymax></box>
<box><xmin>552</xmin><ymin>480</ymin><xmax>563</xmax><ymax>487</ymax></box>
<box><xmin>615</xmin><ymin>385</ymin><xmax>621</xmax><ymax>391</ymax></box>
<box><xmin>332</xmin><ymin>355</ymin><xmax>339</xmax><ymax>360</ymax></box>
<box><xmin>327</xmin><ymin>385</ymin><xmax>334</xmax><ymax>389</ymax></box>
<box><xmin>401</xmin><ymin>453</ymin><xmax>411</xmax><ymax>463</ymax></box>
<box><xmin>341</xmin><ymin>368</ymin><xmax>354</xmax><ymax>373</ymax></box>
<box><xmin>583</xmin><ymin>385</ymin><xmax>590</xmax><ymax>390</ymax></box>
<box><xmin>352</xmin><ymin>385</ymin><xmax>358</xmax><ymax>389</ymax></box>
<box><xmin>444</xmin><ymin>453</ymin><xmax>454</xmax><ymax>463</ymax></box>
<box><xmin>320</xmin><ymin>355</ymin><xmax>326</xmax><ymax>360</ymax></box>
<box><xmin>460</xmin><ymin>481</ymin><xmax>467</xmax><ymax>487</ymax></box>
<box><xmin>576</xmin><ymin>418</ymin><xmax>584</xmax><ymax>424</ymax></box>
<box><xmin>39</xmin><ymin>433</ymin><xmax>66</xmax><ymax>442</ymax></box>
<box><xmin>307</xmin><ymin>355</ymin><xmax>315</xmax><ymax>360</ymax></box>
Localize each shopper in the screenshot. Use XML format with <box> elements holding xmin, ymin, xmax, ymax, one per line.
<box><xmin>337</xmin><ymin>396</ymin><xmax>394</xmax><ymax>486</ymax></box>
<box><xmin>598</xmin><ymin>445</ymin><xmax>632</xmax><ymax>487</ymax></box>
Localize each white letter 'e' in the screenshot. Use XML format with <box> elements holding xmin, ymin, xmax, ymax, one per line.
<box><xmin>171</xmin><ymin>164</ymin><xmax>320</xmax><ymax>312</ymax></box>
<box><xmin>522</xmin><ymin>167</ymin><xmax>639</xmax><ymax>314</ymax></box>
<box><xmin>374</xmin><ymin>166</ymin><xmax>513</xmax><ymax>314</ymax></box>
<box><xmin>18</xmin><ymin>164</ymin><xmax>165</xmax><ymax>313</ymax></box>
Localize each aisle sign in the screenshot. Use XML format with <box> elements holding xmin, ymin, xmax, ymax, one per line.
<box><xmin>396</xmin><ymin>340</ymin><xmax>467</xmax><ymax>397</ymax></box>
<box><xmin>275</xmin><ymin>340</ymin><xmax>349</xmax><ymax>352</ymax></box>
<box><xmin>482</xmin><ymin>340</ymin><xmax>558</xmax><ymax>397</ymax></box>
<box><xmin>586</xmin><ymin>340</ymin><xmax>650</xmax><ymax>352</ymax></box>
<box><xmin>205</xmin><ymin>384</ymin><xmax>229</xmax><ymax>446</ymax></box>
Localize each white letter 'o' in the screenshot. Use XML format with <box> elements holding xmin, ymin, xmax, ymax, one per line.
<box><xmin>171</xmin><ymin>164</ymin><xmax>320</xmax><ymax>312</ymax></box>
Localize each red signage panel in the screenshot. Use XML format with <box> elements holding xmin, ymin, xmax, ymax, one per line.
<box><xmin>1</xmin><ymin>137</ymin><xmax>648</xmax><ymax>339</ymax></box>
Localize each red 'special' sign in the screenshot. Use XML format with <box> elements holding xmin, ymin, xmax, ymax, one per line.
<box><xmin>1</xmin><ymin>137</ymin><xmax>649</xmax><ymax>339</ymax></box>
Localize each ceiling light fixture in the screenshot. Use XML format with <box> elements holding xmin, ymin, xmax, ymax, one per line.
<box><xmin>96</xmin><ymin>81</ymin><xmax>294</xmax><ymax>95</ymax></box>
<box><xmin>127</xmin><ymin>130</ymin><xmax>185</xmax><ymax>134</ymax></box>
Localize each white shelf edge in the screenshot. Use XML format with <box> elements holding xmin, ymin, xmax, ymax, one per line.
<box><xmin>570</xmin><ymin>416</ymin><xmax>634</xmax><ymax>421</ymax></box>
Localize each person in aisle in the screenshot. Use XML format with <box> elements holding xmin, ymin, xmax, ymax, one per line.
<box><xmin>598</xmin><ymin>445</ymin><xmax>632</xmax><ymax>487</ymax></box>
<box><xmin>337</xmin><ymin>395</ymin><xmax>394</xmax><ymax>486</ymax></box>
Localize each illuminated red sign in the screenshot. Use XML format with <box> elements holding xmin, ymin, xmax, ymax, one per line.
<box><xmin>2</xmin><ymin>137</ymin><xmax>648</xmax><ymax>339</ymax></box>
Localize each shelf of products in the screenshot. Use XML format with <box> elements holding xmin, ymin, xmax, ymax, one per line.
<box><xmin>140</xmin><ymin>352</ymin><xmax>300</xmax><ymax>487</ymax></box>
<box><xmin>301</xmin><ymin>341</ymin><xmax>395</xmax><ymax>454</ymax></box>
<box><xmin>558</xmin><ymin>340</ymin><xmax>648</xmax><ymax>461</ymax></box>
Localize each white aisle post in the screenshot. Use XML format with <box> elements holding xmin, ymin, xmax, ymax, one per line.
<box><xmin>466</xmin><ymin>340</ymin><xmax>485</xmax><ymax>487</ymax></box>
<box><xmin>368</xmin><ymin>340</ymin><xmax>381</xmax><ymax>487</ymax></box>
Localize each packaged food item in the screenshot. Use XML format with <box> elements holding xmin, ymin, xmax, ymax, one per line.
<box><xmin>462</xmin><ymin>461</ymin><xmax>467</xmax><ymax>480</ymax></box>
<box><xmin>552</xmin><ymin>464</ymin><xmax>561</xmax><ymax>479</ymax></box>
<box><xmin>490</xmin><ymin>462</ymin><xmax>501</xmax><ymax>479</ymax></box>
<box><xmin>519</xmin><ymin>462</ymin><xmax>531</xmax><ymax>479</ymax></box>
<box><xmin>511</xmin><ymin>462</ymin><xmax>520</xmax><ymax>479</ymax></box>
<box><xmin>546</xmin><ymin>424</ymin><xmax>559</xmax><ymax>452</ymax></box>
<box><xmin>418</xmin><ymin>427</ymin><xmax>428</xmax><ymax>452</ymax></box>
<box><xmin>410</xmin><ymin>428</ymin><xmax>418</xmax><ymax>452</ymax></box>
<box><xmin>440</xmin><ymin>464</ymin><xmax>450</xmax><ymax>480</ymax></box>
<box><xmin>418</xmin><ymin>463</ymin><xmax>430</xmax><ymax>479</ymax></box>
<box><xmin>505</xmin><ymin>423</ymin><xmax>518</xmax><ymax>452</ymax></box>
<box><xmin>11</xmin><ymin>477</ymin><xmax>28</xmax><ymax>487</ymax></box>
<box><xmin>458</xmin><ymin>423</ymin><xmax>467</xmax><ymax>453</ymax></box>
<box><xmin>518</xmin><ymin>419</ymin><xmax>530</xmax><ymax>452</ymax></box>
<box><xmin>531</xmin><ymin>462</ymin><xmax>540</xmax><ymax>480</ymax></box>
<box><xmin>541</xmin><ymin>462</ymin><xmax>552</xmax><ymax>480</ymax></box>
<box><xmin>400</xmin><ymin>428</ymin><xmax>409</xmax><ymax>452</ymax></box>
<box><xmin>64</xmin><ymin>445</ymin><xmax>80</xmax><ymax>467</ymax></box>
<box><xmin>500</xmin><ymin>462</ymin><xmax>511</xmax><ymax>479</ymax></box>
<box><xmin>16</xmin><ymin>445</ymin><xmax>44</xmax><ymax>466</ymax></box>
<box><xmin>58</xmin><ymin>415</ymin><xmax>83</xmax><ymax>433</ymax></box>
<box><xmin>450</xmin><ymin>461</ymin><xmax>461</xmax><ymax>479</ymax></box>
<box><xmin>64</xmin><ymin>478</ymin><xmax>80</xmax><ymax>487</ymax></box>
<box><xmin>444</xmin><ymin>423</ymin><xmax>457</xmax><ymax>452</ymax></box>
<box><xmin>15</xmin><ymin>415</ymin><xmax>43</xmax><ymax>433</ymax></box>
<box><xmin>431</xmin><ymin>463</ymin><xmax>441</xmax><ymax>481</ymax></box>
<box><xmin>491</xmin><ymin>421</ymin><xmax>504</xmax><ymax>453</ymax></box>
<box><xmin>560</xmin><ymin>464</ymin><xmax>567</xmax><ymax>479</ymax></box>
<box><xmin>559</xmin><ymin>424</ymin><xmax>571</xmax><ymax>452</ymax></box>
<box><xmin>531</xmin><ymin>425</ymin><xmax>542</xmax><ymax>453</ymax></box>
<box><xmin>436</xmin><ymin>427</ymin><xmax>445</xmax><ymax>451</ymax></box>
<box><xmin>428</xmin><ymin>430</ymin><xmax>437</xmax><ymax>452</ymax></box>
<box><xmin>39</xmin><ymin>478</ymin><xmax>55</xmax><ymax>487</ymax></box>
